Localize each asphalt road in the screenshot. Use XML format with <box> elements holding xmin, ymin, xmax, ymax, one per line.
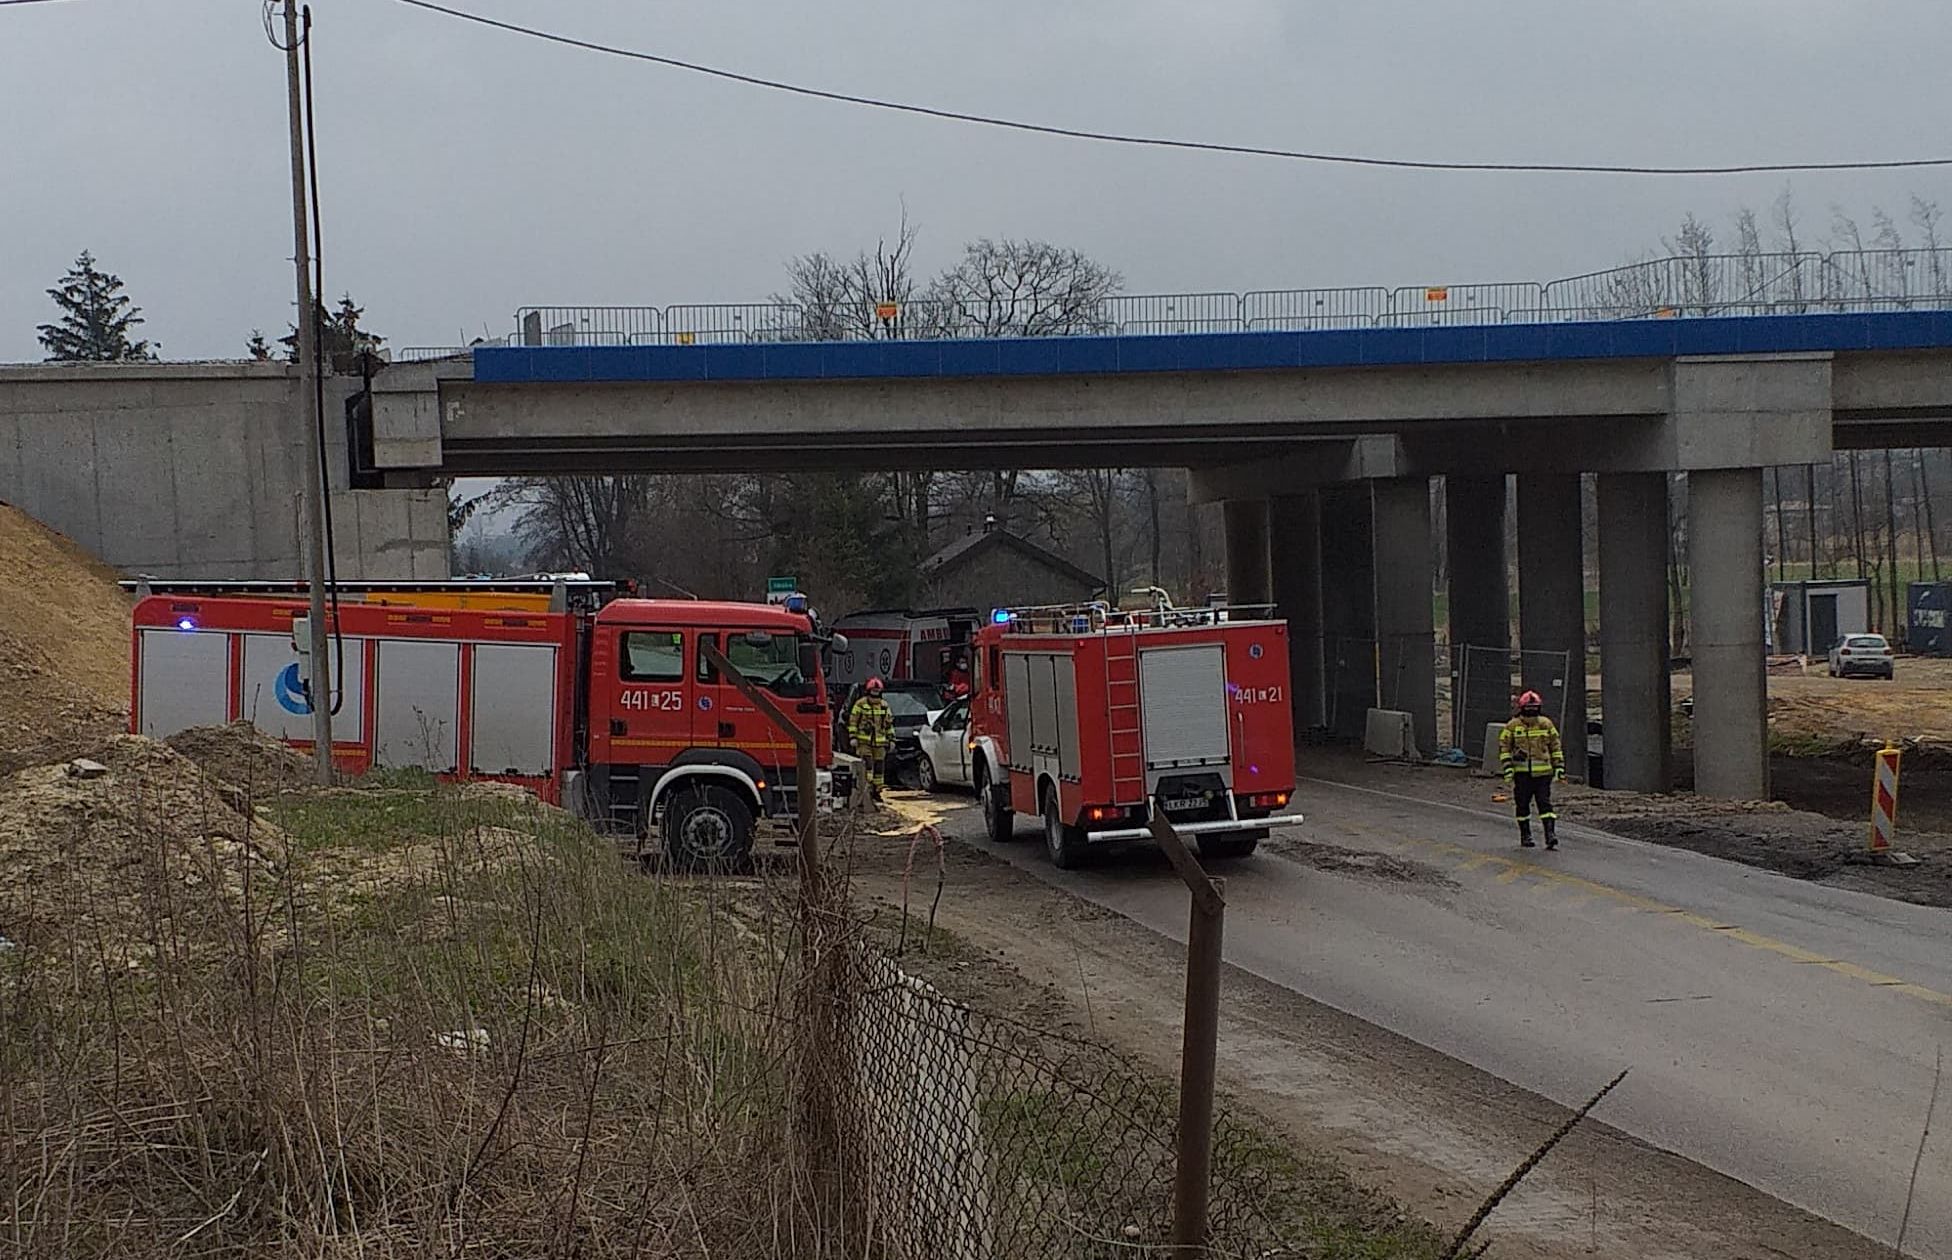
<box><xmin>944</xmin><ymin>776</ymin><xmax>1952</xmax><ymax>1255</ymax></box>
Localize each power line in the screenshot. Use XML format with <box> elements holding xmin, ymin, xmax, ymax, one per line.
<box><xmin>0</xmin><ymin>0</ymin><xmax>85</xmax><ymax>7</ymax></box>
<box><xmin>382</xmin><ymin>0</ymin><xmax>1952</xmax><ymax>177</ymax></box>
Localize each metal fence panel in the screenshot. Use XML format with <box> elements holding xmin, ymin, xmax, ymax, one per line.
<box><xmin>1455</xmin><ymin>645</ymin><xmax>1570</xmax><ymax>767</ymax></box>
<box><xmin>515</xmin><ymin>306</ymin><xmax>661</xmax><ymax>347</ymax></box>
<box><xmin>661</xmin><ymin>302</ymin><xmax>809</xmax><ymax>344</ymax></box>
<box><xmin>1386</xmin><ymin>282</ymin><xmax>1543</xmax><ymax>326</ymax></box>
<box><xmin>1241</xmin><ymin>287</ymin><xmax>1389</xmax><ymax>330</ymax></box>
<box><xmin>1103</xmin><ymin>292</ymin><xmax>1242</xmax><ymax>335</ymax></box>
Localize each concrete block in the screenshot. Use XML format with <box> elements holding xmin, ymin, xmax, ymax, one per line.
<box><xmin>1477</xmin><ymin>722</ymin><xmax>1505</xmax><ymax>776</ymax></box>
<box><xmin>1364</xmin><ymin>708</ymin><xmax>1420</xmax><ymax>761</ymax></box>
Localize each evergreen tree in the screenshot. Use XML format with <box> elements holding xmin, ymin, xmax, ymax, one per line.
<box><xmin>37</xmin><ymin>251</ymin><xmax>156</xmax><ymax>361</ymax></box>
<box><xmin>281</xmin><ymin>292</ymin><xmax>387</xmax><ymax>373</ymax></box>
<box><xmin>246</xmin><ymin>329</ymin><xmax>272</xmax><ymax>360</ymax></box>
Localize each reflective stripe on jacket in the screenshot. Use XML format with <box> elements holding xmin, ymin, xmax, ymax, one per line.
<box><xmin>848</xmin><ymin>695</ymin><xmax>894</xmax><ymax>751</ymax></box>
<box><xmin>1499</xmin><ymin>716</ymin><xmax>1564</xmax><ymax>777</ymax></box>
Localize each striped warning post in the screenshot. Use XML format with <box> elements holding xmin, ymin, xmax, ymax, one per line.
<box><xmin>1869</xmin><ymin>745</ymin><xmax>1902</xmax><ymax>853</ymax></box>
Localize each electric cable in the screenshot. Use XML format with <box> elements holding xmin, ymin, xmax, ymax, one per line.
<box><xmin>381</xmin><ymin>0</ymin><xmax>1952</xmax><ymax>177</ymax></box>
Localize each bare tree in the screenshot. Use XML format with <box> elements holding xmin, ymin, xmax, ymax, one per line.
<box><xmin>777</xmin><ymin>212</ymin><xmax>924</xmax><ymax>341</ymax></box>
<box><xmin>497</xmin><ymin>476</ymin><xmax>654</xmax><ymax>576</ymax></box>
<box><xmin>924</xmin><ymin>238</ymin><xmax>1123</xmax><ymax>337</ymax></box>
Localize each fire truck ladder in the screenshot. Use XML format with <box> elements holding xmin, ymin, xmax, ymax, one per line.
<box><xmin>1104</xmin><ymin>632</ymin><xmax>1147</xmax><ymax>802</ymax></box>
<box><xmin>120</xmin><ymin>577</ymin><xmax>631</xmax><ymax>613</ymax></box>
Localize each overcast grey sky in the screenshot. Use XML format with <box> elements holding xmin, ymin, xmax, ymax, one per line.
<box><xmin>5</xmin><ymin>0</ymin><xmax>1952</xmax><ymax>362</ymax></box>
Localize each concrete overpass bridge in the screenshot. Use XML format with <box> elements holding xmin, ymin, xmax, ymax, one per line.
<box><xmin>367</xmin><ymin>306</ymin><xmax>1952</xmax><ymax>808</ymax></box>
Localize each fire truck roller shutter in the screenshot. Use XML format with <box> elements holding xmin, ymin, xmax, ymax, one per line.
<box><xmin>243</xmin><ymin>632</ymin><xmax>367</xmax><ymax>743</ymax></box>
<box><xmin>1054</xmin><ymin>656</ymin><xmax>1080</xmax><ymax>783</ymax></box>
<box><xmin>1004</xmin><ymin>652</ymin><xmax>1034</xmax><ymax>773</ymax></box>
<box><xmin>1139</xmin><ymin>644</ymin><xmax>1232</xmax><ymax>790</ymax></box>
<box><xmin>470</xmin><ymin>643</ymin><xmax>557</xmax><ymax>777</ymax></box>
<box><xmin>375</xmin><ymin>640</ymin><xmax>460</xmax><ymax>773</ymax></box>
<box><xmin>138</xmin><ymin>628</ymin><xmax>228</xmax><ymax>738</ymax></box>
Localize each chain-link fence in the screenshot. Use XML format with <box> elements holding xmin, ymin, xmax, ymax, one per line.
<box><xmin>1453</xmin><ymin>645</ymin><xmax>1573</xmax><ymax>766</ymax></box>
<box><xmin>819</xmin><ymin>939</ymin><xmax>1294</xmax><ymax>1258</ymax></box>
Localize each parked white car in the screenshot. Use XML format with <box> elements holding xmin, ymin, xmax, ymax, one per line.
<box><xmin>913</xmin><ymin>697</ymin><xmax>974</xmax><ymax>792</ymax></box>
<box><xmin>1828</xmin><ymin>633</ymin><xmax>1895</xmax><ymax>679</ymax></box>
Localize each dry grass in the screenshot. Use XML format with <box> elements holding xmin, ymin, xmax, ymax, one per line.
<box><xmin>0</xmin><ymin>774</ymin><xmax>834</xmax><ymax>1258</ymax></box>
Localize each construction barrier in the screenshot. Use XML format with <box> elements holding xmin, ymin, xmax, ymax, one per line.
<box><xmin>1870</xmin><ymin>744</ymin><xmax>1902</xmax><ymax>853</ymax></box>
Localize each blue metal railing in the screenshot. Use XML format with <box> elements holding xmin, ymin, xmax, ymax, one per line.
<box><xmin>512</xmin><ymin>247</ymin><xmax>1952</xmax><ymax>348</ymax></box>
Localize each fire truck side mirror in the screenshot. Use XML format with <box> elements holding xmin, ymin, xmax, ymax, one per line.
<box><xmin>290</xmin><ymin>615</ymin><xmax>313</xmax><ymax>688</ymax></box>
<box><xmin>828</xmin><ymin>632</ymin><xmax>850</xmax><ymax>655</ymax></box>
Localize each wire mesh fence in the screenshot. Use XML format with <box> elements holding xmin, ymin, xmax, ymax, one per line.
<box><xmin>1453</xmin><ymin>645</ymin><xmax>1573</xmax><ymax>766</ymax></box>
<box><xmin>820</xmin><ymin>938</ymin><xmax>1298</xmax><ymax>1258</ymax></box>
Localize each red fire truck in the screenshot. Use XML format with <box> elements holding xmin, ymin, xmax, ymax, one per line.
<box><xmin>128</xmin><ymin>580</ymin><xmax>841</xmax><ymax>863</ymax></box>
<box><xmin>966</xmin><ymin>599</ymin><xmax>1303</xmax><ymax>868</ymax></box>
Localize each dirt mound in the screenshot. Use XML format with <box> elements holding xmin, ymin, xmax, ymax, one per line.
<box><xmin>0</xmin><ymin>735</ymin><xmax>286</xmax><ymax>955</ymax></box>
<box><xmin>0</xmin><ymin>504</ymin><xmax>132</xmax><ymax>773</ymax></box>
<box><xmin>165</xmin><ymin>721</ymin><xmax>313</xmax><ymax>795</ymax></box>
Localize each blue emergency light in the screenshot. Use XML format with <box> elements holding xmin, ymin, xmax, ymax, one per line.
<box><xmin>992</xmin><ymin>608</ymin><xmax>1012</xmax><ymax>625</ymax></box>
<box><xmin>785</xmin><ymin>593</ymin><xmax>809</xmax><ymax>614</ymax></box>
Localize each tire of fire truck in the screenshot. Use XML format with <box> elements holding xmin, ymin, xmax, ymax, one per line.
<box><xmin>976</xmin><ymin>763</ymin><xmax>1016</xmax><ymax>844</ymax></box>
<box><xmin>1042</xmin><ymin>784</ymin><xmax>1087</xmax><ymax>870</ymax></box>
<box><xmin>662</xmin><ymin>783</ymin><xmax>755</xmax><ymax>868</ymax></box>
<box><xmin>1196</xmin><ymin>831</ymin><xmax>1264</xmax><ymax>861</ymax></box>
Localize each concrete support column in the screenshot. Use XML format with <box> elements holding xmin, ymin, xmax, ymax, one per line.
<box><xmin>1269</xmin><ymin>491</ymin><xmax>1325</xmax><ymax>734</ymax></box>
<box><xmin>1597</xmin><ymin>473</ymin><xmax>1672</xmax><ymax>792</ymax></box>
<box><xmin>1517</xmin><ymin>473</ymin><xmax>1588</xmax><ymax>779</ymax></box>
<box><xmin>1688</xmin><ymin>468</ymin><xmax>1769</xmax><ymax>799</ymax></box>
<box><xmin>1372</xmin><ymin>477</ymin><xmax>1438</xmax><ymax>757</ymax></box>
<box><xmin>1223</xmin><ymin>498</ymin><xmax>1271</xmax><ymax>605</ymax></box>
<box><xmin>1318</xmin><ymin>482</ymin><xmax>1376</xmax><ymax>739</ymax></box>
<box><xmin>1446</xmin><ymin>475</ymin><xmax>1509</xmax><ymax>654</ymax></box>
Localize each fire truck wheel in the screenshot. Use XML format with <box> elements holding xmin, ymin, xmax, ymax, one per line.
<box><xmin>1197</xmin><ymin>832</ymin><xmax>1261</xmax><ymax>861</ymax></box>
<box><xmin>663</xmin><ymin>783</ymin><xmax>755</xmax><ymax>868</ymax></box>
<box><xmin>977</xmin><ymin>764</ymin><xmax>1016</xmax><ymax>844</ymax></box>
<box><xmin>1042</xmin><ymin>786</ymin><xmax>1086</xmax><ymax>870</ymax></box>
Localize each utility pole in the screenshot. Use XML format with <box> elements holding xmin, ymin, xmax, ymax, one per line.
<box><xmin>282</xmin><ymin>0</ymin><xmax>334</xmax><ymax>781</ymax></box>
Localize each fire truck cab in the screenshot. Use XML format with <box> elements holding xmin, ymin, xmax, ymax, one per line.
<box><xmin>582</xmin><ymin>598</ymin><xmax>837</xmax><ymax>860</ymax></box>
<box><xmin>966</xmin><ymin>600</ymin><xmax>1303</xmax><ymax>868</ymax></box>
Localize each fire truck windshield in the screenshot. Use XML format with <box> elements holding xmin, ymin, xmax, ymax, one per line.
<box><xmin>716</xmin><ymin>631</ymin><xmax>813</xmax><ymax>696</ymax></box>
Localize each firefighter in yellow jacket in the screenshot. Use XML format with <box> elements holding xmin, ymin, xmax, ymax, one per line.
<box><xmin>848</xmin><ymin>677</ymin><xmax>895</xmax><ymax>798</ymax></box>
<box><xmin>1499</xmin><ymin>690</ymin><xmax>1565</xmax><ymax>849</ymax></box>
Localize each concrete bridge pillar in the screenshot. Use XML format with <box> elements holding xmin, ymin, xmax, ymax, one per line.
<box><xmin>1372</xmin><ymin>477</ymin><xmax>1438</xmax><ymax>757</ymax></box>
<box><xmin>1597</xmin><ymin>473</ymin><xmax>1672</xmax><ymax>793</ymax></box>
<box><xmin>1269</xmin><ymin>491</ymin><xmax>1325</xmax><ymax>735</ymax></box>
<box><xmin>1446</xmin><ymin>474</ymin><xmax>1510</xmax><ymax>657</ymax></box>
<box><xmin>1688</xmin><ymin>468</ymin><xmax>1769</xmax><ymax>799</ymax></box>
<box><xmin>1223</xmin><ymin>498</ymin><xmax>1271</xmax><ymax>605</ymax></box>
<box><xmin>1516</xmin><ymin>473</ymin><xmax>1589</xmax><ymax>779</ymax></box>
<box><xmin>1318</xmin><ymin>482</ymin><xmax>1377</xmax><ymax>739</ymax></box>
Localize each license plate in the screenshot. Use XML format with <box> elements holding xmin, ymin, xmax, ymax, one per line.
<box><xmin>1162</xmin><ymin>796</ymin><xmax>1207</xmax><ymax>813</ymax></box>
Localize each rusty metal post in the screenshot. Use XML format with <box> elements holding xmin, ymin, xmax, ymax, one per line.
<box><xmin>1149</xmin><ymin>815</ymin><xmax>1226</xmax><ymax>1258</ymax></box>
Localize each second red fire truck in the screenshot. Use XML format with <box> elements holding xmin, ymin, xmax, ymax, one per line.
<box><xmin>966</xmin><ymin>598</ymin><xmax>1304</xmax><ymax>868</ymax></box>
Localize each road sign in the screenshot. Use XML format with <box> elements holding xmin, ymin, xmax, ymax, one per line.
<box><xmin>1870</xmin><ymin>745</ymin><xmax>1901</xmax><ymax>852</ymax></box>
<box><xmin>766</xmin><ymin>576</ymin><xmax>797</xmax><ymax>605</ymax></box>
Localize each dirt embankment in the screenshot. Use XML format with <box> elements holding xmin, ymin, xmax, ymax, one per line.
<box><xmin>0</xmin><ymin>504</ymin><xmax>132</xmax><ymax>772</ymax></box>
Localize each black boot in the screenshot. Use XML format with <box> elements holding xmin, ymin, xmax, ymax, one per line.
<box><xmin>1517</xmin><ymin>820</ymin><xmax>1535</xmax><ymax>848</ymax></box>
<box><xmin>1543</xmin><ymin>817</ymin><xmax>1558</xmax><ymax>850</ymax></box>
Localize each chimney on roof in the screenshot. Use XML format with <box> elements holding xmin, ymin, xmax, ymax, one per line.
<box><xmin>983</xmin><ymin>513</ymin><xmax>997</xmax><ymax>534</ymax></box>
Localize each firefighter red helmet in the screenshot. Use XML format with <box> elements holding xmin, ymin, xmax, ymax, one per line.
<box><xmin>865</xmin><ymin>677</ymin><xmax>884</xmax><ymax>695</ymax></box>
<box><xmin>1517</xmin><ymin>690</ymin><xmax>1543</xmax><ymax>712</ymax></box>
